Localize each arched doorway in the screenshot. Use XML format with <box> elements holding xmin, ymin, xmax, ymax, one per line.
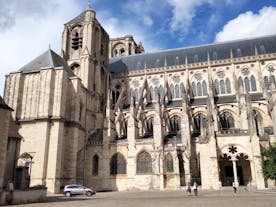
<box><xmin>16</xmin><ymin>153</ymin><xmax>33</xmax><ymax>189</ymax></box>
<box><xmin>219</xmin><ymin>145</ymin><xmax>251</xmax><ymax>186</ymax></box>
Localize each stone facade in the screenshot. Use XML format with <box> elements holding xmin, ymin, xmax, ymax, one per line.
<box><xmin>3</xmin><ymin>5</ymin><xmax>276</xmax><ymax>193</ymax></box>
<box><xmin>0</xmin><ymin>96</ymin><xmax>12</xmax><ymax>190</ymax></box>
<box><xmin>109</xmin><ymin>35</ymin><xmax>144</xmax><ymax>58</ymax></box>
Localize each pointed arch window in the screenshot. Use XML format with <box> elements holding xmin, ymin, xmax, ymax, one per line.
<box><xmin>180</xmin><ymin>83</ymin><xmax>185</xmax><ymax>98</ymax></box>
<box><xmin>226</xmin><ymin>78</ymin><xmax>231</xmax><ymax>93</ymax></box>
<box><xmin>244</xmin><ymin>77</ymin><xmax>250</xmax><ymax>92</ymax></box>
<box><xmin>175</xmin><ymin>84</ymin><xmax>180</xmax><ymax>98</ymax></box>
<box><xmin>110</xmin><ymin>153</ymin><xmax>126</xmax><ymax>175</ymax></box>
<box><xmin>166</xmin><ymin>153</ymin><xmax>174</xmax><ymax>172</ymax></box>
<box><xmin>220</xmin><ymin>80</ymin><xmax>225</xmax><ymax>94</ymax></box>
<box><xmin>197</xmin><ymin>82</ymin><xmax>202</xmax><ymax>96</ymax></box>
<box><xmin>192</xmin><ymin>82</ymin><xmax>196</xmax><ymax>97</ymax></box>
<box><xmin>137</xmin><ymin>151</ymin><xmax>152</xmax><ymax>174</ymax></box>
<box><xmin>214</xmin><ymin>79</ymin><xmax>219</xmax><ymax>95</ymax></box>
<box><xmin>193</xmin><ymin>113</ymin><xmax>206</xmax><ymax>137</ymax></box>
<box><xmin>202</xmin><ymin>81</ymin><xmax>207</xmax><ymax>96</ymax></box>
<box><xmin>71</xmin><ymin>28</ymin><xmax>83</xmax><ymax>50</ymax></box>
<box><xmin>170</xmin><ymin>84</ymin><xmax>175</xmax><ymax>99</ymax></box>
<box><xmin>147</xmin><ymin>117</ymin><xmax>154</xmax><ymax>136</ymax></box>
<box><xmin>170</xmin><ymin>115</ymin><xmax>181</xmax><ymax>134</ymax></box>
<box><xmin>250</xmin><ymin>76</ymin><xmax>257</xmax><ymax>91</ymax></box>
<box><xmin>219</xmin><ymin>112</ymin><xmax>235</xmax><ymax>130</ymax></box>
<box><xmin>92</xmin><ymin>154</ymin><xmax>99</xmax><ymax>176</ymax></box>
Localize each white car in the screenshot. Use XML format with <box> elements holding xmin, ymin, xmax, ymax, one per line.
<box><xmin>63</xmin><ymin>184</ymin><xmax>96</xmax><ymax>197</ymax></box>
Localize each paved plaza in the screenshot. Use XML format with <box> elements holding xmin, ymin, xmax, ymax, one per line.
<box><xmin>8</xmin><ymin>188</ymin><xmax>276</xmax><ymax>207</ymax></box>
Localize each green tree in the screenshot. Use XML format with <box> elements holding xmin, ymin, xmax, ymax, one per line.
<box><xmin>261</xmin><ymin>144</ymin><xmax>276</xmax><ymax>180</ymax></box>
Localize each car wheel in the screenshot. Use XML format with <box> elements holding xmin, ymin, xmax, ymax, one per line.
<box><xmin>86</xmin><ymin>191</ymin><xmax>92</xmax><ymax>196</ymax></box>
<box><xmin>65</xmin><ymin>192</ymin><xmax>71</xmax><ymax>197</ymax></box>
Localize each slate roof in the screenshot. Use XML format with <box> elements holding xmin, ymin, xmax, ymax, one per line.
<box><xmin>18</xmin><ymin>49</ymin><xmax>75</xmax><ymax>77</ymax></box>
<box><xmin>66</xmin><ymin>4</ymin><xmax>93</xmax><ymax>25</ymax></box>
<box><xmin>109</xmin><ymin>34</ymin><xmax>276</xmax><ymax>73</ymax></box>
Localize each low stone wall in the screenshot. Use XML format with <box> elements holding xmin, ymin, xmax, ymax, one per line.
<box><xmin>0</xmin><ymin>188</ymin><xmax>47</xmax><ymax>206</ymax></box>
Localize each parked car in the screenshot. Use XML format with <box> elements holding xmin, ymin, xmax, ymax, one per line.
<box><xmin>63</xmin><ymin>184</ymin><xmax>96</xmax><ymax>197</ymax></box>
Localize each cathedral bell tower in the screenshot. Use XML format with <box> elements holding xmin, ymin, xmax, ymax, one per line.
<box><xmin>61</xmin><ymin>4</ymin><xmax>109</xmax><ymax>96</ymax></box>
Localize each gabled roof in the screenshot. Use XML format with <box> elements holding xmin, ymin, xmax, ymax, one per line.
<box><xmin>109</xmin><ymin>34</ymin><xmax>276</xmax><ymax>73</ymax></box>
<box><xmin>65</xmin><ymin>4</ymin><xmax>93</xmax><ymax>25</ymax></box>
<box><xmin>18</xmin><ymin>49</ymin><xmax>75</xmax><ymax>77</ymax></box>
<box><xmin>0</xmin><ymin>96</ymin><xmax>13</xmax><ymax>111</ymax></box>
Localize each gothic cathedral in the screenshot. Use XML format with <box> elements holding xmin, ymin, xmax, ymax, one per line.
<box><xmin>4</xmin><ymin>5</ymin><xmax>276</xmax><ymax>193</ymax></box>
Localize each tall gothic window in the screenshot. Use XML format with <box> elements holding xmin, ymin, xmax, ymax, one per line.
<box><xmin>166</xmin><ymin>153</ymin><xmax>174</xmax><ymax>172</ymax></box>
<box><xmin>192</xmin><ymin>80</ymin><xmax>207</xmax><ymax>97</ymax></box>
<box><xmin>219</xmin><ymin>112</ymin><xmax>235</xmax><ymax>130</ymax></box>
<box><xmin>175</xmin><ymin>84</ymin><xmax>180</xmax><ymax>98</ymax></box>
<box><xmin>192</xmin><ymin>82</ymin><xmax>196</xmax><ymax>97</ymax></box>
<box><xmin>180</xmin><ymin>83</ymin><xmax>185</xmax><ymax>97</ymax></box>
<box><xmin>226</xmin><ymin>78</ymin><xmax>231</xmax><ymax>93</ymax></box>
<box><xmin>137</xmin><ymin>151</ymin><xmax>152</xmax><ymax>174</ymax></box>
<box><xmin>264</xmin><ymin>75</ymin><xmax>276</xmax><ymax>89</ymax></box>
<box><xmin>239</xmin><ymin>75</ymin><xmax>257</xmax><ymax>92</ymax></box>
<box><xmin>250</xmin><ymin>76</ymin><xmax>257</xmax><ymax>91</ymax></box>
<box><xmin>170</xmin><ymin>115</ymin><xmax>181</xmax><ymax>134</ymax></box>
<box><xmin>92</xmin><ymin>154</ymin><xmax>99</xmax><ymax>176</ymax></box>
<box><xmin>214</xmin><ymin>78</ymin><xmax>231</xmax><ymax>95</ymax></box>
<box><xmin>110</xmin><ymin>153</ymin><xmax>127</xmax><ymax>175</ymax></box>
<box><xmin>264</xmin><ymin>76</ymin><xmax>270</xmax><ymax>89</ymax></box>
<box><xmin>147</xmin><ymin>117</ymin><xmax>154</xmax><ymax>136</ymax></box>
<box><xmin>220</xmin><ymin>80</ymin><xmax>225</xmax><ymax>94</ymax></box>
<box><xmin>197</xmin><ymin>82</ymin><xmax>202</xmax><ymax>96</ymax></box>
<box><xmin>193</xmin><ymin>113</ymin><xmax>206</xmax><ymax>136</ymax></box>
<box><xmin>202</xmin><ymin>81</ymin><xmax>207</xmax><ymax>95</ymax></box>
<box><xmin>170</xmin><ymin>84</ymin><xmax>175</xmax><ymax>99</ymax></box>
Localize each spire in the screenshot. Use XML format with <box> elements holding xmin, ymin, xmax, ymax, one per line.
<box><xmin>86</xmin><ymin>0</ymin><xmax>92</xmax><ymax>10</ymax></box>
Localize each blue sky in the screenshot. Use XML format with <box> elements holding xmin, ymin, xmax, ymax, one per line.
<box><xmin>1</xmin><ymin>0</ymin><xmax>276</xmax><ymax>95</ymax></box>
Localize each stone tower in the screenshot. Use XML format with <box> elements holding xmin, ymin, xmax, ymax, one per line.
<box><xmin>61</xmin><ymin>4</ymin><xmax>109</xmax><ymax>97</ymax></box>
<box><xmin>109</xmin><ymin>35</ymin><xmax>144</xmax><ymax>58</ymax></box>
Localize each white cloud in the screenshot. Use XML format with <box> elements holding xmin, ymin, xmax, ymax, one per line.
<box><xmin>0</xmin><ymin>0</ymin><xmax>82</xmax><ymax>96</ymax></box>
<box><xmin>97</xmin><ymin>11</ymin><xmax>160</xmax><ymax>52</ymax></box>
<box><xmin>143</xmin><ymin>15</ymin><xmax>154</xmax><ymax>27</ymax></box>
<box><xmin>166</xmin><ymin>0</ymin><xmax>237</xmax><ymax>36</ymax></box>
<box><xmin>166</xmin><ymin>0</ymin><xmax>204</xmax><ymax>34</ymax></box>
<box><xmin>215</xmin><ymin>6</ymin><xmax>276</xmax><ymax>42</ymax></box>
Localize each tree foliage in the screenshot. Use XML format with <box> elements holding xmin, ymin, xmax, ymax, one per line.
<box><xmin>261</xmin><ymin>144</ymin><xmax>276</xmax><ymax>180</ymax></box>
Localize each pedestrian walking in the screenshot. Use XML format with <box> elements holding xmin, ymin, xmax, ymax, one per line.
<box><xmin>186</xmin><ymin>182</ymin><xmax>191</xmax><ymax>195</ymax></box>
<box><xmin>232</xmin><ymin>182</ymin><xmax>237</xmax><ymax>193</ymax></box>
<box><xmin>193</xmin><ymin>182</ymin><xmax>198</xmax><ymax>196</ymax></box>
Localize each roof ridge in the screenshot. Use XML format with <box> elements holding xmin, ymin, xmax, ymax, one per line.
<box><xmin>110</xmin><ymin>33</ymin><xmax>276</xmax><ymax>60</ymax></box>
